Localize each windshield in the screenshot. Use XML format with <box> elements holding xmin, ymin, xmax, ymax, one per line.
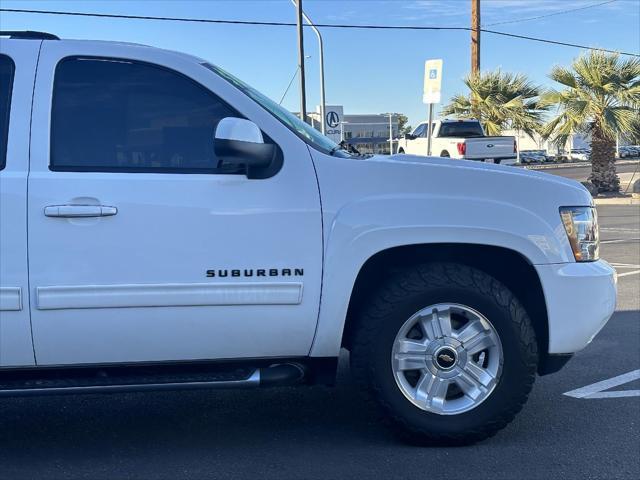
<box><xmin>202</xmin><ymin>62</ymin><xmax>351</xmax><ymax>157</ymax></box>
<box><xmin>438</xmin><ymin>122</ymin><xmax>485</xmax><ymax>138</ymax></box>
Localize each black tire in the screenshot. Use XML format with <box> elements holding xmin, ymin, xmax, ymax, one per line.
<box><xmin>398</xmin><ymin>148</ymin><xmax>405</xmax><ymax>154</ymax></box>
<box><xmin>350</xmin><ymin>262</ymin><xmax>538</xmax><ymax>445</ymax></box>
<box><xmin>440</xmin><ymin>151</ymin><xmax>450</xmax><ymax>157</ymax></box>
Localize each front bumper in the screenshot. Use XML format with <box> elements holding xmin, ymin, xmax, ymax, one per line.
<box><xmin>535</xmin><ymin>260</ymin><xmax>617</xmax><ymax>354</ymax></box>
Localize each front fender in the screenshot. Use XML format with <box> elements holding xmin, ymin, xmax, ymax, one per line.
<box><xmin>309</xmin><ymin>194</ymin><xmax>569</xmax><ymax>357</ymax></box>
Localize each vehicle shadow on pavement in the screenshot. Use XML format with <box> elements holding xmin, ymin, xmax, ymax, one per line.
<box><xmin>0</xmin><ymin>355</ymin><xmax>397</xmax><ymax>476</ymax></box>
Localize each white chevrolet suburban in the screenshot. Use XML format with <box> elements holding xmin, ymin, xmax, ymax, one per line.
<box><xmin>397</xmin><ymin>119</ymin><xmax>518</xmax><ymax>165</ymax></box>
<box><xmin>0</xmin><ymin>32</ymin><xmax>616</xmax><ymax>444</ymax></box>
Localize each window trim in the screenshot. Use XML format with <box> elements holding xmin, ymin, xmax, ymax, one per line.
<box><xmin>0</xmin><ymin>54</ymin><xmax>16</xmax><ymax>171</ymax></box>
<box><xmin>49</xmin><ymin>55</ymin><xmax>283</xmax><ymax>178</ymax></box>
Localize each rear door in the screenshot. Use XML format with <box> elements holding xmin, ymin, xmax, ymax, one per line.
<box><xmin>27</xmin><ymin>41</ymin><xmax>323</xmax><ymax>365</ymax></box>
<box><xmin>0</xmin><ymin>40</ymin><xmax>40</xmax><ymax>366</ymax></box>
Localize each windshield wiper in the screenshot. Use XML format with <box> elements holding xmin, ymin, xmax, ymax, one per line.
<box><xmin>329</xmin><ymin>145</ymin><xmax>342</xmax><ymax>156</ymax></box>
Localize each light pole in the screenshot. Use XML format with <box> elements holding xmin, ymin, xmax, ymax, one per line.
<box><xmin>383</xmin><ymin>113</ymin><xmax>395</xmax><ymax>155</ymax></box>
<box><xmin>389</xmin><ymin>113</ymin><xmax>394</xmax><ymax>154</ymax></box>
<box><xmin>295</xmin><ymin>0</ymin><xmax>307</xmax><ymax>122</ymax></box>
<box><xmin>291</xmin><ymin>0</ymin><xmax>326</xmax><ymax>134</ymax></box>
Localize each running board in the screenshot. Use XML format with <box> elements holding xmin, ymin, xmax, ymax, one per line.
<box><xmin>0</xmin><ymin>363</ymin><xmax>306</xmax><ymax>397</ymax></box>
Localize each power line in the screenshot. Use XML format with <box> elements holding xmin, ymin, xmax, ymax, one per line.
<box><xmin>0</xmin><ymin>8</ymin><xmax>467</xmax><ymax>30</ymax></box>
<box><xmin>1</xmin><ymin>7</ymin><xmax>638</xmax><ymax>57</ymax></box>
<box><xmin>484</xmin><ymin>0</ymin><xmax>618</xmax><ymax>27</ymax></box>
<box><xmin>481</xmin><ymin>27</ymin><xmax>635</xmax><ymax>55</ymax></box>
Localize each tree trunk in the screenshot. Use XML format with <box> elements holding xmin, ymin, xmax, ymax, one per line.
<box><xmin>588</xmin><ymin>127</ymin><xmax>619</xmax><ymax>193</ymax></box>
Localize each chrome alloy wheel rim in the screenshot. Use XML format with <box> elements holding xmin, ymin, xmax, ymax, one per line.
<box><xmin>391</xmin><ymin>303</ymin><xmax>503</xmax><ymax>415</ymax></box>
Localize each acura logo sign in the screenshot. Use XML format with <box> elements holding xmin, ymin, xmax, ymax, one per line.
<box><xmin>326</xmin><ymin>111</ymin><xmax>340</xmax><ymax>128</ymax></box>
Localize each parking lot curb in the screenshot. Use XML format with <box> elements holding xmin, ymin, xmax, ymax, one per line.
<box><xmin>593</xmin><ymin>196</ymin><xmax>640</xmax><ymax>205</ymax></box>
<box><xmin>522</xmin><ymin>159</ymin><xmax>639</xmax><ymax>170</ymax></box>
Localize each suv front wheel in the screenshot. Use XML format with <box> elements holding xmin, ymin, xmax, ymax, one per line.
<box><xmin>350</xmin><ymin>262</ymin><xmax>538</xmax><ymax>445</ymax></box>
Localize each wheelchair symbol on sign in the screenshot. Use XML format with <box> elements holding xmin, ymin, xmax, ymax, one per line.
<box><xmin>429</xmin><ymin>69</ymin><xmax>438</xmax><ymax>80</ymax></box>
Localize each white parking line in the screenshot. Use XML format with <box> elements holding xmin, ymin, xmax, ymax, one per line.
<box><xmin>617</xmin><ymin>270</ymin><xmax>640</xmax><ymax>278</ymax></box>
<box><xmin>600</xmin><ymin>228</ymin><xmax>640</xmax><ymax>233</ymax></box>
<box><xmin>564</xmin><ymin>370</ymin><xmax>640</xmax><ymax>399</ymax></box>
<box><xmin>587</xmin><ymin>390</ymin><xmax>640</xmax><ymax>399</ymax></box>
<box><xmin>609</xmin><ymin>263</ymin><xmax>640</xmax><ymax>268</ymax></box>
<box><xmin>601</xmin><ymin>238</ymin><xmax>640</xmax><ymax>244</ymax></box>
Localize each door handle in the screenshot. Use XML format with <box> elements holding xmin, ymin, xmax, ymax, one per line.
<box><xmin>44</xmin><ymin>205</ymin><xmax>118</xmax><ymax>218</ymax></box>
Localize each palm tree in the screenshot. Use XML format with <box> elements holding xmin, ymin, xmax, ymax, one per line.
<box><xmin>442</xmin><ymin>70</ymin><xmax>546</xmax><ymax>138</ymax></box>
<box><xmin>541</xmin><ymin>51</ymin><xmax>640</xmax><ymax>192</ymax></box>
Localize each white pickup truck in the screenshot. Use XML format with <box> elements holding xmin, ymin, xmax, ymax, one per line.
<box><xmin>397</xmin><ymin>119</ymin><xmax>518</xmax><ymax>165</ymax></box>
<box><xmin>0</xmin><ymin>32</ymin><xmax>616</xmax><ymax>445</ymax></box>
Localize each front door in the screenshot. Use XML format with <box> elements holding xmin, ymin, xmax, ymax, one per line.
<box><xmin>409</xmin><ymin>123</ymin><xmax>429</xmax><ymax>155</ymax></box>
<box><xmin>28</xmin><ymin>41</ymin><xmax>323</xmax><ymax>365</ymax></box>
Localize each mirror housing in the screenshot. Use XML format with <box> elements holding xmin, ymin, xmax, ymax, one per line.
<box><xmin>214</xmin><ymin>117</ymin><xmax>278</xmax><ymax>178</ymax></box>
<box><xmin>215</xmin><ymin>117</ymin><xmax>264</xmax><ymax>144</ymax></box>
<box><xmin>404</xmin><ymin>133</ymin><xmax>416</xmax><ymax>140</ymax></box>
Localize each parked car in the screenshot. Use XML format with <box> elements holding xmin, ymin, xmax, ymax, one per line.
<box><xmin>518</xmin><ymin>151</ymin><xmax>532</xmax><ymax>164</ymax></box>
<box><xmin>0</xmin><ymin>32</ymin><xmax>616</xmax><ymax>445</ymax></box>
<box><xmin>519</xmin><ymin>150</ymin><xmax>546</xmax><ymax>164</ymax></box>
<box><xmin>397</xmin><ymin>119</ymin><xmax>518</xmax><ymax>165</ymax></box>
<box><xmin>531</xmin><ymin>150</ymin><xmax>555</xmax><ymax>163</ymax></box>
<box><xmin>518</xmin><ymin>152</ymin><xmax>534</xmax><ymax>164</ymax></box>
<box><xmin>618</xmin><ymin>146</ymin><xmax>631</xmax><ymax>158</ymax></box>
<box><xmin>627</xmin><ymin>146</ymin><xmax>640</xmax><ymax>158</ymax></box>
<box><xmin>571</xmin><ymin>149</ymin><xmax>590</xmax><ymax>161</ymax></box>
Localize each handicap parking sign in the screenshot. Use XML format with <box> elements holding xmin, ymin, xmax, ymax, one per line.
<box><xmin>423</xmin><ymin>59</ymin><xmax>443</xmax><ymax>104</ymax></box>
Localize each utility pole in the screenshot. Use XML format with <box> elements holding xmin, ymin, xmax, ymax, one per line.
<box><xmin>471</xmin><ymin>0</ymin><xmax>480</xmax><ymax>74</ymax></box>
<box><xmin>295</xmin><ymin>0</ymin><xmax>307</xmax><ymax>122</ymax></box>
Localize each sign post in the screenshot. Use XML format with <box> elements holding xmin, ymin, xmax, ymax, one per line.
<box><xmin>423</xmin><ymin>59</ymin><xmax>443</xmax><ymax>156</ymax></box>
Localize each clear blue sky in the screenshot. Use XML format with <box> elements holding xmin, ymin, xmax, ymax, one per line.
<box><xmin>1</xmin><ymin>0</ymin><xmax>639</xmax><ymax>127</ymax></box>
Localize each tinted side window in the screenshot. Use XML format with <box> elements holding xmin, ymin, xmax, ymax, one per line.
<box><xmin>51</xmin><ymin>57</ymin><xmax>243</xmax><ymax>173</ymax></box>
<box><xmin>0</xmin><ymin>55</ymin><xmax>15</xmax><ymax>170</ymax></box>
<box><xmin>412</xmin><ymin>123</ymin><xmax>426</xmax><ymax>137</ymax></box>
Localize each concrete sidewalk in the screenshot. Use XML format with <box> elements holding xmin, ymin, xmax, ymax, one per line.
<box><xmin>594</xmin><ymin>196</ymin><xmax>639</xmax><ymax>205</ymax></box>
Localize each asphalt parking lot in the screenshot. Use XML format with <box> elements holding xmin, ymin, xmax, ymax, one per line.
<box><xmin>1</xmin><ymin>206</ymin><xmax>638</xmax><ymax>480</ymax></box>
<box><xmin>533</xmin><ymin>160</ymin><xmax>639</xmax><ymax>185</ymax></box>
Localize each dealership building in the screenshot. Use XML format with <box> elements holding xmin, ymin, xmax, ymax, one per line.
<box><xmin>306</xmin><ymin>105</ymin><xmax>401</xmax><ymax>154</ymax></box>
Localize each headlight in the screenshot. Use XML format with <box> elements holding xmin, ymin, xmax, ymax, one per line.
<box><xmin>559</xmin><ymin>206</ymin><xmax>599</xmax><ymax>261</ymax></box>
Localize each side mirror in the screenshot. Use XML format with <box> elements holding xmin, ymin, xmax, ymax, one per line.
<box><xmin>214</xmin><ymin>117</ymin><xmax>276</xmax><ymax>178</ymax></box>
<box><xmin>404</xmin><ymin>133</ymin><xmax>416</xmax><ymax>140</ymax></box>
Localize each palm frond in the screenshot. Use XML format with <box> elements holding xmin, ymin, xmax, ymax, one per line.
<box><xmin>443</xmin><ymin>69</ymin><xmax>545</xmax><ymax>136</ymax></box>
<box><xmin>544</xmin><ymin>50</ymin><xmax>640</xmax><ymax>145</ymax></box>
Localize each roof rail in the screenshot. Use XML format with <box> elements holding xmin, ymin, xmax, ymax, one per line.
<box><xmin>0</xmin><ymin>31</ymin><xmax>60</xmax><ymax>40</ymax></box>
